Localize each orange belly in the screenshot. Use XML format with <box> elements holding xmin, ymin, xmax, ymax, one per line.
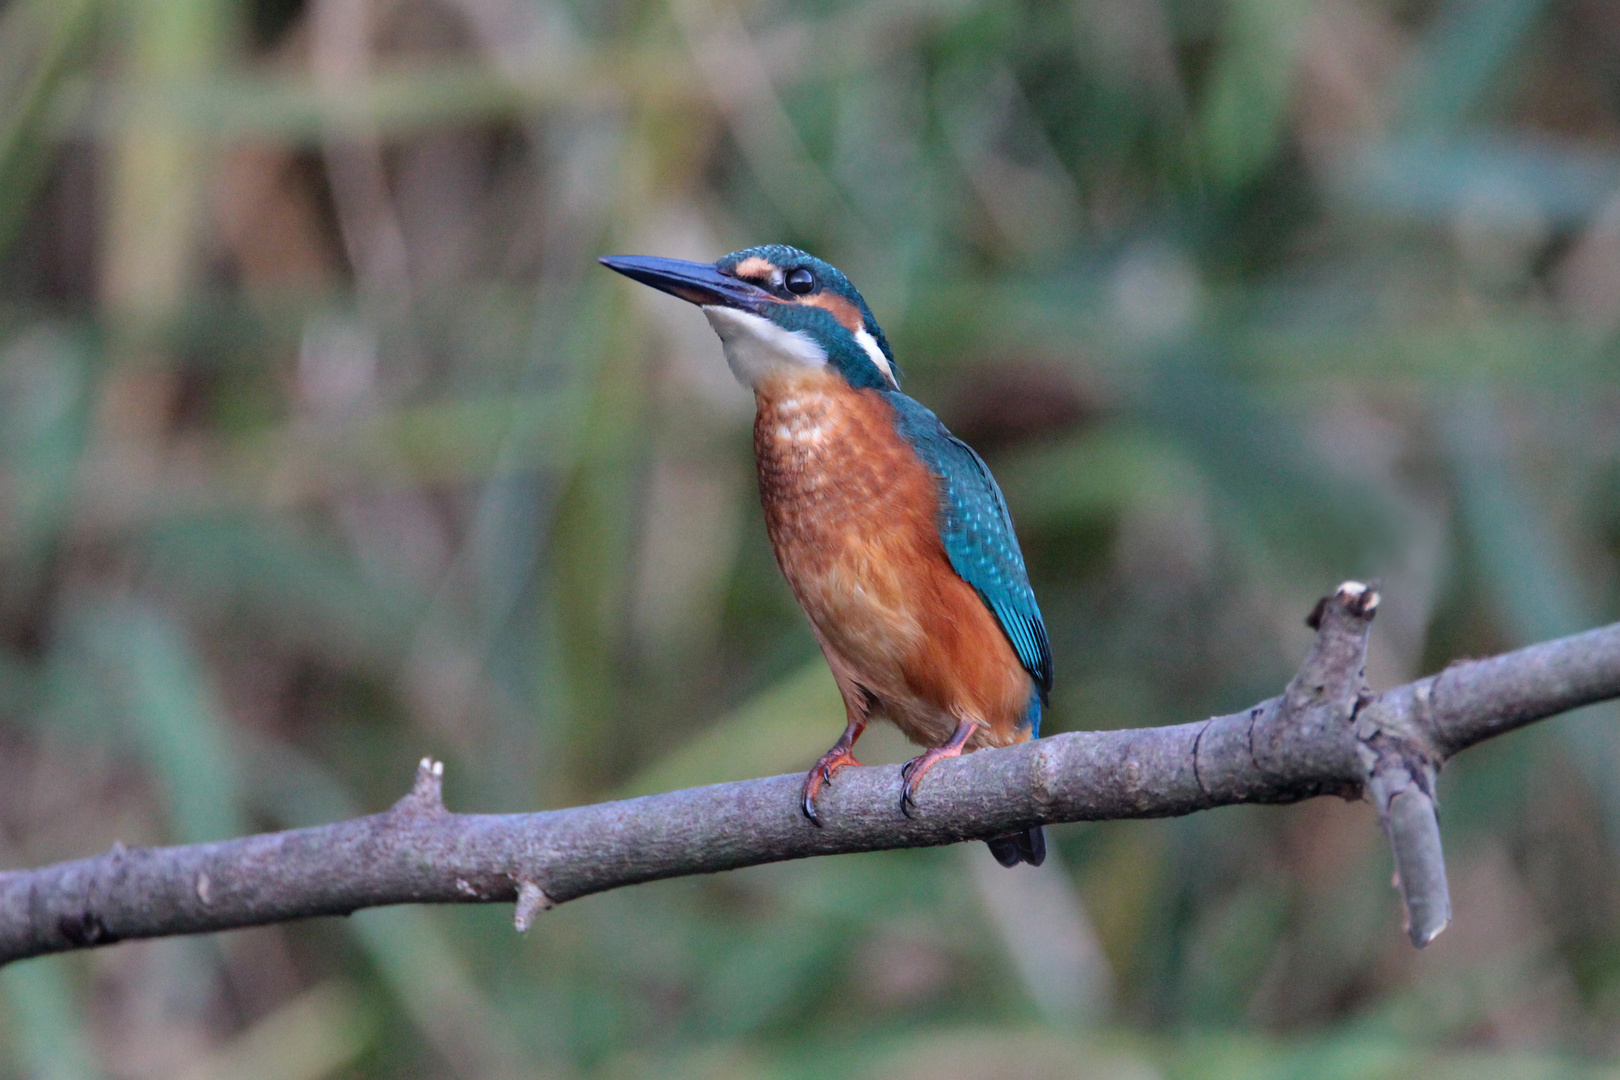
<box><xmin>752</xmin><ymin>371</ymin><xmax>1034</xmax><ymax>750</ymax></box>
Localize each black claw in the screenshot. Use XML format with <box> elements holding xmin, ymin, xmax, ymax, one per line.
<box><xmin>802</xmin><ymin>795</ymin><xmax>823</xmax><ymax>826</ymax></box>
<box><xmin>899</xmin><ymin>757</ymin><xmax>923</xmax><ymax>817</ymax></box>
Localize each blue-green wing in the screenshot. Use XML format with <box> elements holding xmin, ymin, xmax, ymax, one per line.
<box><xmin>888</xmin><ymin>394</ymin><xmax>1052</xmax><ymax>702</ymax></box>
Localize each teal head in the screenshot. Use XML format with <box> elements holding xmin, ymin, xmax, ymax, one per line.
<box><xmin>600</xmin><ymin>245</ymin><xmax>900</xmax><ymax>392</ymax></box>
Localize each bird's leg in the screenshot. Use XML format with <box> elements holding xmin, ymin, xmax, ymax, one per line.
<box><xmin>899</xmin><ymin>716</ymin><xmax>979</xmax><ymax>817</ymax></box>
<box><xmin>801</xmin><ymin>717</ymin><xmax>867</xmax><ymax>826</ymax></box>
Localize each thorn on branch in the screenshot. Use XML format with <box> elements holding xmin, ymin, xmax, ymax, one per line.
<box><xmin>513</xmin><ymin>880</ymin><xmax>552</xmax><ymax>932</ymax></box>
<box><xmin>392</xmin><ymin>757</ymin><xmax>447</xmax><ymax>816</ymax></box>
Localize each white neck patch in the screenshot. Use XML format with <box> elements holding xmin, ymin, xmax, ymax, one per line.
<box><xmin>854</xmin><ymin>327</ymin><xmax>898</xmax><ymax>389</ymax></box>
<box><xmin>703</xmin><ymin>306</ymin><xmax>828</xmax><ymax>389</ymax></box>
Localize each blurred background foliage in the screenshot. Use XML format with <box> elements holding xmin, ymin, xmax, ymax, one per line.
<box><xmin>2</xmin><ymin>0</ymin><xmax>1620</xmax><ymax>1075</ymax></box>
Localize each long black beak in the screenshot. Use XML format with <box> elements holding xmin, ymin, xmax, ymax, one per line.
<box><xmin>598</xmin><ymin>255</ymin><xmax>773</xmax><ymax>312</ymax></box>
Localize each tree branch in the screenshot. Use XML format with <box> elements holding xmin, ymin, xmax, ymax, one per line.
<box><xmin>5</xmin><ymin>584</ymin><xmax>1620</xmax><ymax>966</ymax></box>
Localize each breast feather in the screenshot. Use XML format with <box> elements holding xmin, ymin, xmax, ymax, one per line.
<box><xmin>754</xmin><ymin>383</ymin><xmax>1033</xmax><ymax>746</ymax></box>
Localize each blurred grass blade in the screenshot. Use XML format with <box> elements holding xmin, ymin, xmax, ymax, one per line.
<box><xmin>100</xmin><ymin>0</ymin><xmax>225</xmax><ymax>319</ymax></box>
<box><xmin>993</xmin><ymin>423</ymin><xmax>1204</xmax><ymax>529</ymax></box>
<box><xmin>0</xmin><ymin>958</ymin><xmax>107</xmax><ymax>1080</ymax></box>
<box><xmin>1445</xmin><ymin>389</ymin><xmax>1585</xmax><ymax>643</ymax></box>
<box><xmin>140</xmin><ymin>515</ymin><xmax>423</xmax><ymax>669</ymax></box>
<box><xmin>1197</xmin><ymin>0</ymin><xmax>1312</xmax><ymax>189</ymax></box>
<box><xmin>967</xmin><ymin>845</ymin><xmax>1114</xmax><ymax>1027</ymax></box>
<box><xmin>551</xmin><ymin>280</ymin><xmax>653</xmax><ymax>795</ymax></box>
<box><xmin>1400</xmin><ymin>0</ymin><xmax>1550</xmax><ymax>132</ymax></box>
<box><xmin>1148</xmin><ymin>346</ymin><xmax>1396</xmax><ymax>576</ymax></box>
<box><xmin>0</xmin><ymin>325</ymin><xmax>91</xmax><ymax>573</ymax></box>
<box><xmin>846</xmin><ymin>1029</ymin><xmax>1156</xmax><ymax>1080</ymax></box>
<box><xmin>1445</xmin><ymin>388</ymin><xmax>1620</xmax><ymax>840</ymax></box>
<box><xmin>617</xmin><ymin>659</ymin><xmax>843</xmax><ymax>797</ymax></box>
<box><xmin>666</xmin><ymin>0</ymin><xmax>864</xmax><ymax>247</ymax></box>
<box><xmin>215</xmin><ymin>392</ymin><xmax>577</xmax><ymax>493</ymax></box>
<box><xmin>1332</xmin><ymin>135</ymin><xmax>1620</xmax><ymax>227</ymax></box>
<box><xmin>174</xmin><ymin>981</ymin><xmax>375</xmax><ymax>1080</ymax></box>
<box><xmin>78</xmin><ymin>599</ymin><xmax>244</xmax><ymax>843</ymax></box>
<box><xmin>345</xmin><ymin>908</ymin><xmax>539</xmax><ymax>1080</ymax></box>
<box><xmin>0</xmin><ymin>0</ymin><xmax>97</xmax><ymax>256</ymax></box>
<box><xmin>936</xmin><ymin>62</ymin><xmax>1082</xmax><ymax>257</ymax></box>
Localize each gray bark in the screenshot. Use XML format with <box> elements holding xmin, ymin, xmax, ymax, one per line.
<box><xmin>4</xmin><ymin>584</ymin><xmax>1619</xmax><ymax>966</ymax></box>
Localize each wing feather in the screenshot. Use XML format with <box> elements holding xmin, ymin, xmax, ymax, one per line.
<box><xmin>887</xmin><ymin>394</ymin><xmax>1053</xmax><ymax>701</ymax></box>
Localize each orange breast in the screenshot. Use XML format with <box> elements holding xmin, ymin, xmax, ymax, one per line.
<box><xmin>752</xmin><ymin>372</ymin><xmax>1034</xmax><ymax>750</ymax></box>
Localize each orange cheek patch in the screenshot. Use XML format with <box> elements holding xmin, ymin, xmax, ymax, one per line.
<box><xmin>732</xmin><ymin>256</ymin><xmax>777</xmax><ymax>282</ymax></box>
<box><xmin>801</xmin><ymin>292</ymin><xmax>862</xmax><ymax>331</ymax></box>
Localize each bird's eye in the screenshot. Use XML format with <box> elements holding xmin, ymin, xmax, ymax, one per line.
<box><xmin>785</xmin><ymin>268</ymin><xmax>815</xmax><ymax>294</ymax></box>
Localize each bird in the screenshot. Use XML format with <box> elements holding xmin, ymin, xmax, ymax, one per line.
<box><xmin>600</xmin><ymin>245</ymin><xmax>1051</xmax><ymax>867</ymax></box>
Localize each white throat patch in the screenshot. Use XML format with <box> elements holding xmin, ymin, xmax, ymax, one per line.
<box><xmin>703</xmin><ymin>306</ymin><xmax>828</xmax><ymax>389</ymax></box>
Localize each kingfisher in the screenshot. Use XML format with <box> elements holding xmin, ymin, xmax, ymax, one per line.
<box><xmin>601</xmin><ymin>246</ymin><xmax>1050</xmax><ymax>867</ymax></box>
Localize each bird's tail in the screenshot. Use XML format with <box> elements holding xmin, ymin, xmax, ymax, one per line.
<box><xmin>985</xmin><ymin>825</ymin><xmax>1046</xmax><ymax>867</ymax></box>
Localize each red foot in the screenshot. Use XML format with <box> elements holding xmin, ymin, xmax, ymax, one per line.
<box><xmin>801</xmin><ymin>719</ymin><xmax>865</xmax><ymax>826</ymax></box>
<box><xmin>900</xmin><ymin>717</ymin><xmax>979</xmax><ymax>817</ymax></box>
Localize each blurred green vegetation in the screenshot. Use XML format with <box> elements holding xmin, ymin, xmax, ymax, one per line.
<box><xmin>2</xmin><ymin>0</ymin><xmax>1620</xmax><ymax>1076</ymax></box>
